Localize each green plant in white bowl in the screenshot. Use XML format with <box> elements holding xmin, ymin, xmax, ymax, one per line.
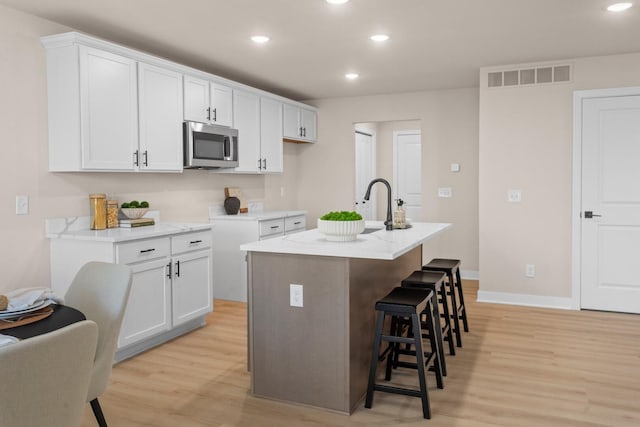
<box><xmin>317</xmin><ymin>211</ymin><xmax>365</xmax><ymax>241</ymax></box>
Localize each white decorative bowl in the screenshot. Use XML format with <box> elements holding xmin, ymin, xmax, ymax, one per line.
<box><xmin>317</xmin><ymin>219</ymin><xmax>365</xmax><ymax>242</ymax></box>
<box><xmin>120</xmin><ymin>208</ymin><xmax>149</xmax><ymax>219</ymax></box>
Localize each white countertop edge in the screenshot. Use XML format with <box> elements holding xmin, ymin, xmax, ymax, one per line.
<box><xmin>210</xmin><ymin>210</ymin><xmax>307</xmax><ymax>221</ymax></box>
<box><xmin>240</xmin><ymin>222</ymin><xmax>452</xmax><ymax>260</ymax></box>
<box><xmin>46</xmin><ymin>222</ymin><xmax>212</xmax><ymax>242</ymax></box>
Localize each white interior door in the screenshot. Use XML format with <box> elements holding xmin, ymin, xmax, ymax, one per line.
<box><xmin>355</xmin><ymin>130</ymin><xmax>376</xmax><ymax>220</ymax></box>
<box><xmin>581</xmin><ymin>94</ymin><xmax>640</xmax><ymax>314</ymax></box>
<box><xmin>394</xmin><ymin>130</ymin><xmax>422</xmax><ymax>221</ymax></box>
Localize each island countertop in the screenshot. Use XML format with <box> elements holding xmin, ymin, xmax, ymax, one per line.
<box><xmin>240</xmin><ymin>221</ymin><xmax>451</xmax><ymax>260</ymax></box>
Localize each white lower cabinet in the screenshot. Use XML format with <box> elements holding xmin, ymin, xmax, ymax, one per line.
<box><xmin>211</xmin><ymin>212</ymin><xmax>305</xmax><ymax>302</ymax></box>
<box><xmin>49</xmin><ymin>228</ymin><xmax>213</xmax><ymax>362</ymax></box>
<box><xmin>118</xmin><ymin>257</ymin><xmax>172</xmax><ymax>348</ymax></box>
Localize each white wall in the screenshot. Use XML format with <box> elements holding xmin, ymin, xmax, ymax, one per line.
<box><xmin>299</xmin><ymin>89</ymin><xmax>480</xmax><ymax>273</ymax></box>
<box><xmin>0</xmin><ymin>5</ymin><xmax>300</xmax><ymax>293</ymax></box>
<box><xmin>479</xmin><ymin>53</ymin><xmax>640</xmax><ymax>305</ymax></box>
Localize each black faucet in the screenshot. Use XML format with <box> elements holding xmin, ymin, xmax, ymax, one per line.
<box><xmin>364</xmin><ymin>178</ymin><xmax>393</xmax><ymax>230</ymax></box>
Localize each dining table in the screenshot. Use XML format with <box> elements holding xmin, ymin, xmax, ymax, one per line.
<box><xmin>0</xmin><ymin>304</ymin><xmax>85</xmax><ymax>340</ymax></box>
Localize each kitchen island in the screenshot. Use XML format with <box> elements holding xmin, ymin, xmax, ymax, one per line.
<box><xmin>240</xmin><ymin>221</ymin><xmax>451</xmax><ymax>414</ymax></box>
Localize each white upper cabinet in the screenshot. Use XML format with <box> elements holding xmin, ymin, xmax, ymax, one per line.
<box><xmin>230</xmin><ymin>92</ymin><xmax>283</xmax><ymax>173</ymax></box>
<box><xmin>210</xmin><ymin>82</ymin><xmax>233</xmax><ymax>127</ymax></box>
<box><xmin>260</xmin><ymin>97</ymin><xmax>284</xmax><ymax>173</ymax></box>
<box><xmin>233</xmin><ymin>89</ymin><xmax>261</xmax><ymax>172</ymax></box>
<box><xmin>138</xmin><ymin>62</ymin><xmax>184</xmax><ymax>171</ymax></box>
<box><xmin>79</xmin><ymin>46</ymin><xmax>139</xmax><ymax>170</ymax></box>
<box><xmin>283</xmin><ymin>103</ymin><xmax>317</xmax><ymax>143</ymax></box>
<box><xmin>183</xmin><ymin>76</ymin><xmax>233</xmax><ymax>127</ymax></box>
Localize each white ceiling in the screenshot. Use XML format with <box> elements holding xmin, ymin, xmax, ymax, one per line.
<box><xmin>2</xmin><ymin>0</ymin><xmax>640</xmax><ymax>100</ymax></box>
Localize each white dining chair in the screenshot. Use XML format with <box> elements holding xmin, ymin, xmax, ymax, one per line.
<box><xmin>65</xmin><ymin>261</ymin><xmax>133</xmax><ymax>427</ymax></box>
<box><xmin>0</xmin><ymin>320</ymin><xmax>98</xmax><ymax>427</ymax></box>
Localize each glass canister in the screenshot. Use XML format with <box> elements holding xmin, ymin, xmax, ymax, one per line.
<box><xmin>89</xmin><ymin>194</ymin><xmax>107</xmax><ymax>230</ymax></box>
<box><xmin>106</xmin><ymin>199</ymin><xmax>119</xmax><ymax>228</ymax></box>
<box><xmin>393</xmin><ymin>198</ymin><xmax>406</xmax><ymax>229</ymax></box>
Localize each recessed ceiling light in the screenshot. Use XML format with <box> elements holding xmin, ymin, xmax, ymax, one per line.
<box><xmin>251</xmin><ymin>35</ymin><xmax>270</xmax><ymax>43</ymax></box>
<box><xmin>326</xmin><ymin>0</ymin><xmax>349</xmax><ymax>4</ymax></box>
<box><xmin>370</xmin><ymin>34</ymin><xmax>390</xmax><ymax>42</ymax></box>
<box><xmin>607</xmin><ymin>2</ymin><xmax>633</xmax><ymax>11</ymax></box>
<box><xmin>345</xmin><ymin>73</ymin><xmax>359</xmax><ymax>80</ymax></box>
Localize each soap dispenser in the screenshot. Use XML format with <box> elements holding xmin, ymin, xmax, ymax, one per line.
<box><xmin>393</xmin><ymin>198</ymin><xmax>406</xmax><ymax>229</ymax></box>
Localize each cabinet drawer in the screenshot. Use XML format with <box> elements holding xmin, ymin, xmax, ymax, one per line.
<box><xmin>172</xmin><ymin>230</ymin><xmax>212</xmax><ymax>254</ymax></box>
<box><xmin>259</xmin><ymin>218</ymin><xmax>285</xmax><ymax>238</ymax></box>
<box><xmin>117</xmin><ymin>237</ymin><xmax>171</xmax><ymax>265</ymax></box>
<box><xmin>285</xmin><ymin>215</ymin><xmax>306</xmax><ymax>233</ymax></box>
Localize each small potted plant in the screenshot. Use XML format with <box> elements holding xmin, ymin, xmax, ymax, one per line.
<box><xmin>120</xmin><ymin>200</ymin><xmax>150</xmax><ymax>219</ymax></box>
<box><xmin>317</xmin><ymin>210</ymin><xmax>365</xmax><ymax>241</ymax></box>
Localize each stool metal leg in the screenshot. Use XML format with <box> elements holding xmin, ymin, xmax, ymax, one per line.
<box><xmin>455</xmin><ymin>268</ymin><xmax>469</xmax><ymax>332</ymax></box>
<box><xmin>438</xmin><ymin>284</ymin><xmax>456</xmax><ymax>356</ymax></box>
<box><xmin>429</xmin><ymin>295</ymin><xmax>447</xmax><ymax>376</ymax></box>
<box><xmin>410</xmin><ymin>312</ymin><xmax>431</xmax><ymax>419</ymax></box>
<box><xmin>446</xmin><ymin>271</ymin><xmax>463</xmax><ymax>347</ymax></box>
<box><xmin>365</xmin><ymin>310</ymin><xmax>385</xmax><ymax>409</ymax></box>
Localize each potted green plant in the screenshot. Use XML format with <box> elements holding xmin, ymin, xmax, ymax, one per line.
<box><xmin>317</xmin><ymin>211</ymin><xmax>365</xmax><ymax>241</ymax></box>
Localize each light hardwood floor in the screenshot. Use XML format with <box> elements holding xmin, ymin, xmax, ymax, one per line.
<box><xmin>81</xmin><ymin>281</ymin><xmax>640</xmax><ymax>426</ymax></box>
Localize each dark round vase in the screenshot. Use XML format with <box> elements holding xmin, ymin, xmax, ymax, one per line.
<box><xmin>224</xmin><ymin>196</ymin><xmax>241</xmax><ymax>215</ymax></box>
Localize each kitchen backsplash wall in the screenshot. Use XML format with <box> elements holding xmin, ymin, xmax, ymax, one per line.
<box><xmin>0</xmin><ymin>5</ymin><xmax>300</xmax><ymax>293</ymax></box>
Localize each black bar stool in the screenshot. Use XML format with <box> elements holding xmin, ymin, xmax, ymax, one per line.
<box><xmin>365</xmin><ymin>287</ymin><xmax>442</xmax><ymax>419</ymax></box>
<box><xmin>401</xmin><ymin>270</ymin><xmax>454</xmax><ymax>376</ymax></box>
<box><xmin>422</xmin><ymin>258</ymin><xmax>469</xmax><ymax>348</ymax></box>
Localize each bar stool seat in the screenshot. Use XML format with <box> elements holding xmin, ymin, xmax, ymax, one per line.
<box><xmin>401</xmin><ymin>270</ymin><xmax>454</xmax><ymax>376</ymax></box>
<box><xmin>422</xmin><ymin>258</ymin><xmax>469</xmax><ymax>348</ymax></box>
<box><xmin>365</xmin><ymin>287</ymin><xmax>442</xmax><ymax>419</ymax></box>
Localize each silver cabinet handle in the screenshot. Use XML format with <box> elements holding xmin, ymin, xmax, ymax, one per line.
<box><xmin>262</xmin><ymin>158</ymin><xmax>267</xmax><ymax>170</ymax></box>
<box><xmin>258</xmin><ymin>158</ymin><xmax>262</xmax><ymax>170</ymax></box>
<box><xmin>212</xmin><ymin>108</ymin><xmax>217</xmax><ymax>122</ymax></box>
<box><xmin>166</xmin><ymin>263</ymin><xmax>172</xmax><ymax>278</ymax></box>
<box><xmin>175</xmin><ymin>260</ymin><xmax>180</xmax><ymax>277</ymax></box>
<box><xmin>206</xmin><ymin>107</ymin><xmax>211</xmax><ymax>121</ymax></box>
<box><xmin>133</xmin><ymin>150</ymin><xmax>139</xmax><ymax>166</ymax></box>
<box><xmin>143</xmin><ymin>150</ymin><xmax>148</xmax><ymax>167</ymax></box>
<box><xmin>189</xmin><ymin>240</ymin><xmax>203</xmax><ymax>244</ymax></box>
<box><xmin>270</xmin><ymin>225</ymin><xmax>280</xmax><ymax>229</ymax></box>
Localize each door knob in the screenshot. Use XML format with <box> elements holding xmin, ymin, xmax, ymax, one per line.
<box><xmin>584</xmin><ymin>211</ymin><xmax>602</xmax><ymax>218</ymax></box>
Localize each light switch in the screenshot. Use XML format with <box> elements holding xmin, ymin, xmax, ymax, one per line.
<box><xmin>450</xmin><ymin>163</ymin><xmax>460</xmax><ymax>172</ymax></box>
<box><xmin>16</xmin><ymin>195</ymin><xmax>29</xmax><ymax>215</ymax></box>
<box><xmin>290</xmin><ymin>284</ymin><xmax>303</xmax><ymax>307</ymax></box>
<box><xmin>507</xmin><ymin>190</ymin><xmax>522</xmax><ymax>203</ymax></box>
<box><xmin>438</xmin><ymin>187</ymin><xmax>452</xmax><ymax>198</ymax></box>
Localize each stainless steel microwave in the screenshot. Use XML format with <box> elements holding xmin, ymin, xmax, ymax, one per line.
<box><xmin>183</xmin><ymin>121</ymin><xmax>238</xmax><ymax>169</ymax></box>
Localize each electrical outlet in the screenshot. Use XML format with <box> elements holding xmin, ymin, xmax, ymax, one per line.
<box><xmin>507</xmin><ymin>190</ymin><xmax>522</xmax><ymax>203</ymax></box>
<box><xmin>290</xmin><ymin>284</ymin><xmax>303</xmax><ymax>307</ymax></box>
<box><xmin>438</xmin><ymin>187</ymin><xmax>452</xmax><ymax>198</ymax></box>
<box><xmin>16</xmin><ymin>195</ymin><xmax>29</xmax><ymax>215</ymax></box>
<box><xmin>525</xmin><ymin>264</ymin><xmax>535</xmax><ymax>278</ymax></box>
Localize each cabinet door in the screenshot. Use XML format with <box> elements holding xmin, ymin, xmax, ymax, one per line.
<box><xmin>260</xmin><ymin>97</ymin><xmax>283</xmax><ymax>173</ymax></box>
<box><xmin>283</xmin><ymin>103</ymin><xmax>301</xmax><ymax>139</ymax></box>
<box><xmin>210</xmin><ymin>82</ymin><xmax>233</xmax><ymax>127</ymax></box>
<box><xmin>233</xmin><ymin>89</ymin><xmax>261</xmax><ymax>172</ymax></box>
<box><xmin>301</xmin><ymin>109</ymin><xmax>317</xmax><ymax>142</ymax></box>
<box><xmin>79</xmin><ymin>46</ymin><xmax>138</xmax><ymax>170</ymax></box>
<box><xmin>118</xmin><ymin>258</ymin><xmax>172</xmax><ymax>348</ymax></box>
<box><xmin>183</xmin><ymin>75</ymin><xmax>210</xmax><ymax>124</ymax></box>
<box><xmin>138</xmin><ymin>63</ymin><xmax>184</xmax><ymax>171</ymax></box>
<box><xmin>172</xmin><ymin>250</ymin><xmax>213</xmax><ymax>326</ymax></box>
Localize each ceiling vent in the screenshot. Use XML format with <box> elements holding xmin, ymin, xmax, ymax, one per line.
<box><xmin>487</xmin><ymin>64</ymin><xmax>571</xmax><ymax>88</ymax></box>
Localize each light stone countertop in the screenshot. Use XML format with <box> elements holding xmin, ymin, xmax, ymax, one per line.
<box><xmin>46</xmin><ymin>216</ymin><xmax>211</xmax><ymax>243</ymax></box>
<box><xmin>240</xmin><ymin>221</ymin><xmax>451</xmax><ymax>260</ymax></box>
<box><xmin>209</xmin><ymin>208</ymin><xmax>306</xmax><ymax>221</ymax></box>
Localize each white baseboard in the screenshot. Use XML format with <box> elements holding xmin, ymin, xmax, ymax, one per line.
<box><xmin>477</xmin><ymin>290</ymin><xmax>575</xmax><ymax>310</ymax></box>
<box><xmin>461</xmin><ymin>270</ymin><xmax>479</xmax><ymax>280</ymax></box>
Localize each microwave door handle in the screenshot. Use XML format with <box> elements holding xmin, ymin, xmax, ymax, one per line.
<box><xmin>225</xmin><ymin>136</ymin><xmax>233</xmax><ymax>161</ymax></box>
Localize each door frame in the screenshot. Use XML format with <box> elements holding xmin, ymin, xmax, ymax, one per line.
<box><xmin>355</xmin><ymin>127</ymin><xmax>377</xmax><ymax>220</ymax></box>
<box><xmin>571</xmin><ymin>86</ymin><xmax>640</xmax><ymax>310</ymax></box>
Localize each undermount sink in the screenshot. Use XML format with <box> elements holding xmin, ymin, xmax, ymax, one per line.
<box><xmin>361</xmin><ymin>227</ymin><xmax>383</xmax><ymax>234</ymax></box>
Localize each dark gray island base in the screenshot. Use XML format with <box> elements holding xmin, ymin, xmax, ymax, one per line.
<box><xmin>248</xmin><ymin>247</ymin><xmax>422</xmax><ymax>413</ymax></box>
